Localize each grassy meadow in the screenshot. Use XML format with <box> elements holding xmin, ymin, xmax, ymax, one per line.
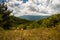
<box><xmin>0</xmin><ymin>23</ymin><xmax>60</xmax><ymax>40</ymax></box>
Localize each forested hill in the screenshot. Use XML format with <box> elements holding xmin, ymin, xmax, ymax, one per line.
<box><xmin>37</xmin><ymin>14</ymin><xmax>60</xmax><ymax>27</ymax></box>
<box><xmin>9</xmin><ymin>14</ymin><xmax>60</xmax><ymax>30</ymax></box>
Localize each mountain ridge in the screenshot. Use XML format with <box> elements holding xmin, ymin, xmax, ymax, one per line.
<box><xmin>19</xmin><ymin>15</ymin><xmax>48</xmax><ymax>20</ymax></box>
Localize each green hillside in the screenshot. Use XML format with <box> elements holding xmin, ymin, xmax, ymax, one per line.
<box><xmin>37</xmin><ymin>14</ymin><xmax>60</xmax><ymax>27</ymax></box>
<box><xmin>15</xmin><ymin>14</ymin><xmax>60</xmax><ymax>30</ymax></box>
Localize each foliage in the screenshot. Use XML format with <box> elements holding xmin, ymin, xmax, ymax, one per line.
<box><xmin>37</xmin><ymin>14</ymin><xmax>60</xmax><ymax>28</ymax></box>
<box><xmin>0</xmin><ymin>2</ymin><xmax>13</xmax><ymax>29</ymax></box>
<box><xmin>0</xmin><ymin>2</ymin><xmax>30</xmax><ymax>29</ymax></box>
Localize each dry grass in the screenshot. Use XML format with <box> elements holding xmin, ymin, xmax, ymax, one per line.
<box><xmin>0</xmin><ymin>24</ymin><xmax>60</xmax><ymax>40</ymax></box>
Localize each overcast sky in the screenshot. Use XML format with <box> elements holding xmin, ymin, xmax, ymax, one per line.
<box><xmin>1</xmin><ymin>0</ymin><xmax>60</xmax><ymax>17</ymax></box>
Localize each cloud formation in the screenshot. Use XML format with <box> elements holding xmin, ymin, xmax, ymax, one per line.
<box><xmin>6</xmin><ymin>0</ymin><xmax>60</xmax><ymax>17</ymax></box>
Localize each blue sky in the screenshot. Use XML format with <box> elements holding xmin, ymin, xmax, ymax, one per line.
<box><xmin>0</xmin><ymin>0</ymin><xmax>6</xmax><ymax>2</ymax></box>
<box><xmin>0</xmin><ymin>0</ymin><xmax>28</xmax><ymax>3</ymax></box>
<box><xmin>22</xmin><ymin>0</ymin><xmax>28</xmax><ymax>3</ymax></box>
<box><xmin>0</xmin><ymin>0</ymin><xmax>3</xmax><ymax>2</ymax></box>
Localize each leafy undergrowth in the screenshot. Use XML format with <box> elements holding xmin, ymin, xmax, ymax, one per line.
<box><xmin>0</xmin><ymin>24</ymin><xmax>60</xmax><ymax>40</ymax></box>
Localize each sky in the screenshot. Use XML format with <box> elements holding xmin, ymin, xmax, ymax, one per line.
<box><xmin>0</xmin><ymin>0</ymin><xmax>6</xmax><ymax>2</ymax></box>
<box><xmin>0</xmin><ymin>0</ymin><xmax>60</xmax><ymax>17</ymax></box>
<box><xmin>22</xmin><ymin>0</ymin><xmax>28</xmax><ymax>3</ymax></box>
<box><xmin>0</xmin><ymin>0</ymin><xmax>3</xmax><ymax>2</ymax></box>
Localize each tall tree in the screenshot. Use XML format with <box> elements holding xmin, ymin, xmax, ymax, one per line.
<box><xmin>0</xmin><ymin>1</ymin><xmax>13</xmax><ymax>29</ymax></box>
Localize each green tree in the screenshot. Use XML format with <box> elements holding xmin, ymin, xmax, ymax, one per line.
<box><xmin>0</xmin><ymin>2</ymin><xmax>13</xmax><ymax>29</ymax></box>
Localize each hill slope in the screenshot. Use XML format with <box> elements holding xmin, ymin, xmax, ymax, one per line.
<box><xmin>37</xmin><ymin>14</ymin><xmax>60</xmax><ymax>27</ymax></box>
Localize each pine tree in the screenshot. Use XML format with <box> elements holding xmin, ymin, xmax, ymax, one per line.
<box><xmin>0</xmin><ymin>1</ymin><xmax>13</xmax><ymax>29</ymax></box>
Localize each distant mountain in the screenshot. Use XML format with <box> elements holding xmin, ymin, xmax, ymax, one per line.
<box><xmin>19</xmin><ymin>15</ymin><xmax>48</xmax><ymax>20</ymax></box>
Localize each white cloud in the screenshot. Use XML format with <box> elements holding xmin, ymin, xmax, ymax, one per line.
<box><xmin>6</xmin><ymin>0</ymin><xmax>60</xmax><ymax>17</ymax></box>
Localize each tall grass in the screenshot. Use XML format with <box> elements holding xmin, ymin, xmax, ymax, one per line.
<box><xmin>0</xmin><ymin>24</ymin><xmax>60</xmax><ymax>40</ymax></box>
